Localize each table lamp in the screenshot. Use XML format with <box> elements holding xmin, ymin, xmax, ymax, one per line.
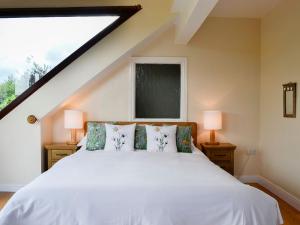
<box><xmin>203</xmin><ymin>110</ymin><xmax>222</xmax><ymax>145</ymax></box>
<box><xmin>64</xmin><ymin>110</ymin><xmax>83</xmax><ymax>145</ymax></box>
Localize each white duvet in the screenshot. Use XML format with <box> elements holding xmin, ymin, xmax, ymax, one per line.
<box><xmin>0</xmin><ymin>149</ymin><xmax>283</xmax><ymax>225</ymax></box>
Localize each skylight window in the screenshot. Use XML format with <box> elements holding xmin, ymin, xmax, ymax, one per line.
<box><xmin>0</xmin><ymin>16</ymin><xmax>118</xmax><ymax>110</ymax></box>
<box><xmin>0</xmin><ymin>6</ymin><xmax>141</xmax><ymax>119</ymax></box>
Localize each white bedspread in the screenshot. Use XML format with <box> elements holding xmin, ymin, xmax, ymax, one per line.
<box><xmin>0</xmin><ymin>150</ymin><xmax>283</xmax><ymax>225</ymax></box>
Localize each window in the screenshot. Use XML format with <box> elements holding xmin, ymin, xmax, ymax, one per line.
<box><xmin>131</xmin><ymin>57</ymin><xmax>187</xmax><ymax>121</ymax></box>
<box><xmin>0</xmin><ymin>16</ymin><xmax>117</xmax><ymax>110</ymax></box>
<box><xmin>0</xmin><ymin>6</ymin><xmax>141</xmax><ymax>119</ymax></box>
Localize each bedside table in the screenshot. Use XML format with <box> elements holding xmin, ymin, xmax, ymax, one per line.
<box><xmin>45</xmin><ymin>144</ymin><xmax>77</xmax><ymax>169</ymax></box>
<box><xmin>200</xmin><ymin>143</ymin><xmax>236</xmax><ymax>175</ymax></box>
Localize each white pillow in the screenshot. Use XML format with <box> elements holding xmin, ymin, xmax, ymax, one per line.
<box><xmin>104</xmin><ymin>124</ymin><xmax>136</xmax><ymax>151</ymax></box>
<box><xmin>146</xmin><ymin>125</ymin><xmax>177</xmax><ymax>153</ymax></box>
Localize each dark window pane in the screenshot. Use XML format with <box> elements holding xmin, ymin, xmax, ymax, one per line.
<box><xmin>135</xmin><ymin>63</ymin><xmax>181</xmax><ymax>118</ymax></box>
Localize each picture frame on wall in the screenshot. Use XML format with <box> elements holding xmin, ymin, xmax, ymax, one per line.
<box><xmin>283</xmin><ymin>82</ymin><xmax>297</xmax><ymax>118</ymax></box>
<box><xmin>130</xmin><ymin>57</ymin><xmax>187</xmax><ymax>121</ymax></box>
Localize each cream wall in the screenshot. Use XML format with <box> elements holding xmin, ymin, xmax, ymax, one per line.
<box><xmin>51</xmin><ymin>17</ymin><xmax>261</xmax><ymax>177</ymax></box>
<box><xmin>260</xmin><ymin>0</ymin><xmax>300</xmax><ymax>198</ymax></box>
<box><xmin>0</xmin><ymin>0</ymin><xmax>175</xmax><ymax>188</ymax></box>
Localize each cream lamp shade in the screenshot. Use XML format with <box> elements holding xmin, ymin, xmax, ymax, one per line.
<box><xmin>203</xmin><ymin>110</ymin><xmax>222</xmax><ymax>145</ymax></box>
<box><xmin>203</xmin><ymin>110</ymin><xmax>222</xmax><ymax>130</ymax></box>
<box><xmin>64</xmin><ymin>110</ymin><xmax>83</xmax><ymax>129</ymax></box>
<box><xmin>64</xmin><ymin>110</ymin><xmax>83</xmax><ymax>145</ymax></box>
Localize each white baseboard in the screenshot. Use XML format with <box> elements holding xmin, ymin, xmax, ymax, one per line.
<box><xmin>239</xmin><ymin>175</ymin><xmax>300</xmax><ymax>211</ymax></box>
<box><xmin>0</xmin><ymin>184</ymin><xmax>23</xmax><ymax>192</ymax></box>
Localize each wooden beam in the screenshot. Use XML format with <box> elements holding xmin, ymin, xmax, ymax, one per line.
<box><xmin>173</xmin><ymin>0</ymin><xmax>219</xmax><ymax>44</ymax></box>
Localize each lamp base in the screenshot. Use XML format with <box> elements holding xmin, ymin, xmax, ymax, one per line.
<box><xmin>205</xmin><ymin>130</ymin><xmax>220</xmax><ymax>145</ymax></box>
<box><xmin>67</xmin><ymin>129</ymin><xmax>78</xmax><ymax>145</ymax></box>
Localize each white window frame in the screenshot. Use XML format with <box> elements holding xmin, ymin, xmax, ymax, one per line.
<box><xmin>130</xmin><ymin>57</ymin><xmax>187</xmax><ymax>122</ymax></box>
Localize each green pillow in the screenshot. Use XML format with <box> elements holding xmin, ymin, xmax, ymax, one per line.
<box><xmin>86</xmin><ymin>122</ymin><xmax>106</xmax><ymax>151</ymax></box>
<box><xmin>176</xmin><ymin>126</ymin><xmax>192</xmax><ymax>153</ymax></box>
<box><xmin>134</xmin><ymin>125</ymin><xmax>147</xmax><ymax>149</ymax></box>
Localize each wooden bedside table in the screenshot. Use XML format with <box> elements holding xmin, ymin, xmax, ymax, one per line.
<box><xmin>45</xmin><ymin>144</ymin><xmax>77</xmax><ymax>169</ymax></box>
<box><xmin>200</xmin><ymin>143</ymin><xmax>236</xmax><ymax>175</ymax></box>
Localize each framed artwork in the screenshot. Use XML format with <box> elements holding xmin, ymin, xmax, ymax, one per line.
<box><xmin>283</xmin><ymin>82</ymin><xmax>297</xmax><ymax>118</ymax></box>
<box><xmin>130</xmin><ymin>57</ymin><xmax>187</xmax><ymax>121</ymax></box>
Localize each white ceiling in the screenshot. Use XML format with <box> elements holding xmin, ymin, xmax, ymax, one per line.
<box><xmin>210</xmin><ymin>0</ymin><xmax>282</xmax><ymax>18</ymax></box>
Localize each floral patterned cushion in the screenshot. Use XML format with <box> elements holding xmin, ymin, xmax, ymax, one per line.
<box><xmin>86</xmin><ymin>122</ymin><xmax>106</xmax><ymax>151</ymax></box>
<box><xmin>134</xmin><ymin>125</ymin><xmax>192</xmax><ymax>152</ymax></box>
<box><xmin>86</xmin><ymin>122</ymin><xmax>145</xmax><ymax>151</ymax></box>
<box><xmin>104</xmin><ymin>124</ymin><xmax>136</xmax><ymax>151</ymax></box>
<box><xmin>146</xmin><ymin>125</ymin><xmax>177</xmax><ymax>152</ymax></box>
<box><xmin>86</xmin><ymin>122</ymin><xmax>192</xmax><ymax>152</ymax></box>
<box><xmin>134</xmin><ymin>125</ymin><xmax>147</xmax><ymax>149</ymax></box>
<box><xmin>176</xmin><ymin>126</ymin><xmax>192</xmax><ymax>153</ymax></box>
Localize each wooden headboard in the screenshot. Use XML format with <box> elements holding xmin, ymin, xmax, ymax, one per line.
<box><xmin>84</xmin><ymin>121</ymin><xmax>197</xmax><ymax>145</ymax></box>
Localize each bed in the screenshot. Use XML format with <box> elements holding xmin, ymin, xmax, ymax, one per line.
<box><xmin>0</xmin><ymin>122</ymin><xmax>283</xmax><ymax>225</ymax></box>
